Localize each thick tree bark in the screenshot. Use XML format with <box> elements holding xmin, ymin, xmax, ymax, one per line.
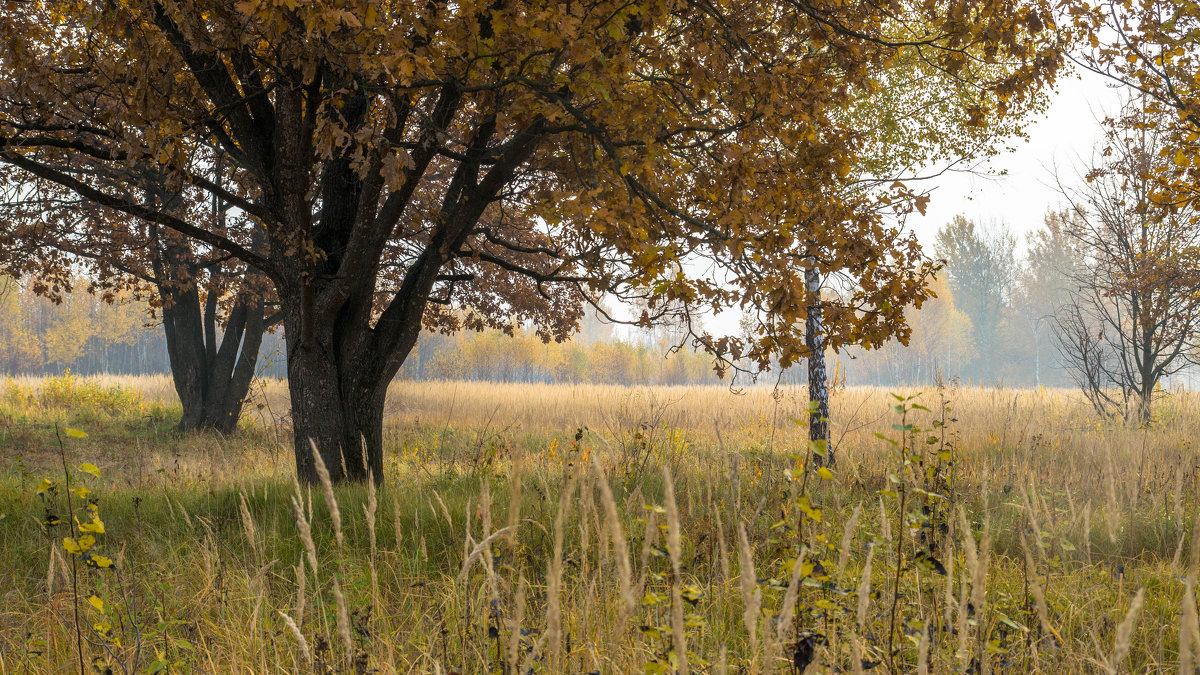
<box><xmin>805</xmin><ymin>267</ymin><xmax>832</xmax><ymax>466</ymax></box>
<box><xmin>153</xmin><ymin>234</ymin><xmax>266</xmax><ymax>434</ymax></box>
<box><xmin>161</xmin><ymin>281</ymin><xmax>209</xmax><ymax>430</ymax></box>
<box><xmin>283</xmin><ymin>277</ymin><xmax>414</xmax><ymax>484</ymax></box>
<box><xmin>161</xmin><ymin>282</ymin><xmax>265</xmax><ymax>433</ymax></box>
<box><xmin>287</xmin><ymin>348</ymin><xmax>387</xmax><ymax>484</ymax></box>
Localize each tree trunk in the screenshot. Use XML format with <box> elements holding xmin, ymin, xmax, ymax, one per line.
<box><xmin>287</xmin><ymin>347</ymin><xmax>387</xmax><ymax>484</ymax></box>
<box><xmin>805</xmin><ymin>267</ymin><xmax>831</xmax><ymax>466</ymax></box>
<box><xmin>161</xmin><ymin>284</ymin><xmax>266</xmax><ymax>433</ymax></box>
<box><xmin>160</xmin><ymin>281</ymin><xmax>209</xmax><ymax>430</ymax></box>
<box><xmin>279</xmin><ymin>260</ymin><xmax>434</xmax><ymax>485</ymax></box>
<box><xmin>1030</xmin><ymin>318</ymin><xmax>1041</xmax><ymax>387</ymax></box>
<box><xmin>148</xmin><ymin>215</ymin><xmax>270</xmax><ymax>434</ymax></box>
<box><xmin>1135</xmin><ymin>376</ymin><xmax>1153</xmax><ymax>426</ymax></box>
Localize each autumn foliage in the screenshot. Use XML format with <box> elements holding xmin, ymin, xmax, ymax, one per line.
<box><xmin>0</xmin><ymin>0</ymin><xmax>1063</xmax><ymax>480</ymax></box>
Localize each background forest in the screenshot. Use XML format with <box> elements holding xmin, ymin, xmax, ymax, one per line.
<box><xmin>0</xmin><ymin>210</ymin><xmax>1094</xmax><ymax>389</ymax></box>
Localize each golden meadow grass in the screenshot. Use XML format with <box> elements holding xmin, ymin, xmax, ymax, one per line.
<box><xmin>3</xmin><ymin>373</ymin><xmax>1200</xmax><ymax>672</ymax></box>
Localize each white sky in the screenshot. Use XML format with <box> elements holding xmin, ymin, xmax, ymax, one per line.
<box><xmin>698</xmin><ymin>67</ymin><xmax>1128</xmax><ymax>337</ymax></box>
<box><xmin>906</xmin><ymin>68</ymin><xmax>1126</xmax><ymax>249</ymax></box>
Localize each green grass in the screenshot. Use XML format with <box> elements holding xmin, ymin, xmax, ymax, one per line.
<box><xmin>1</xmin><ymin>377</ymin><xmax>1199</xmax><ymax>673</ymax></box>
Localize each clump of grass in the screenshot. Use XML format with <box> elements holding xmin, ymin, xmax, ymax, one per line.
<box><xmin>21</xmin><ymin>370</ymin><xmax>145</xmax><ymax>416</ymax></box>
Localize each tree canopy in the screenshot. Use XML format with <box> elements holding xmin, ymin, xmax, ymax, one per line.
<box><xmin>0</xmin><ymin>0</ymin><xmax>1063</xmax><ymax>481</ymax></box>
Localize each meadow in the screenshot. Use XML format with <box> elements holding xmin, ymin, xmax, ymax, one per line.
<box><xmin>2</xmin><ymin>373</ymin><xmax>1199</xmax><ymax>673</ymax></box>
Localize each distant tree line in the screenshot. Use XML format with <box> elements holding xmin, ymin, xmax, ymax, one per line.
<box><xmin>0</xmin><ymin>240</ymin><xmax>1124</xmax><ymax>391</ymax></box>
<box><xmin>7</xmin><ymin>151</ymin><xmax>1196</xmax><ymax>408</ymax></box>
<box><xmin>0</xmin><ymin>276</ymin><xmax>720</xmax><ymax>386</ymax></box>
<box><xmin>0</xmin><ymin>276</ymin><xmax>287</xmax><ymax>379</ymax></box>
<box><xmin>835</xmin><ymin>210</ymin><xmax>1080</xmax><ymax>389</ymax></box>
<box><xmin>841</xmin><ymin>98</ymin><xmax>1200</xmax><ymax>426</ymax></box>
<box><xmin>399</xmin><ymin>330</ymin><xmax>720</xmax><ymax>386</ymax></box>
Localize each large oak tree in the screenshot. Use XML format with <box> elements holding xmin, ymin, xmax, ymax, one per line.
<box><xmin>0</xmin><ymin>0</ymin><xmax>1060</xmax><ymax>482</ymax></box>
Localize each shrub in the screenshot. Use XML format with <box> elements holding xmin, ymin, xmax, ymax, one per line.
<box><xmin>34</xmin><ymin>370</ymin><xmax>145</xmax><ymax>416</ymax></box>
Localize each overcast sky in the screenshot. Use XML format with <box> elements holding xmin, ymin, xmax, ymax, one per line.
<box><xmin>698</xmin><ymin>68</ymin><xmax>1130</xmax><ymax>337</ymax></box>
<box><xmin>907</xmin><ymin>68</ymin><xmax>1127</xmax><ymax>250</ymax></box>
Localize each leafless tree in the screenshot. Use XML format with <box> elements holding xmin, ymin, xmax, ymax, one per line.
<box><xmin>1052</xmin><ymin>104</ymin><xmax>1200</xmax><ymax>423</ymax></box>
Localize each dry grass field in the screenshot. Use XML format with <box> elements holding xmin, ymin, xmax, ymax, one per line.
<box><xmin>2</xmin><ymin>372</ymin><xmax>1200</xmax><ymax>673</ymax></box>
